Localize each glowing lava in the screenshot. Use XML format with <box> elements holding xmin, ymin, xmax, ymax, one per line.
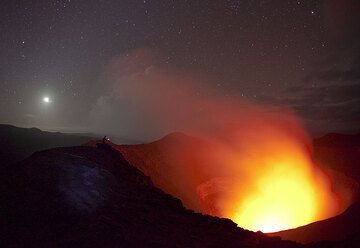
<box><xmin>216</xmin><ymin>132</ymin><xmax>340</xmax><ymax>233</ymax></box>
<box><xmin>231</xmin><ymin>158</ymin><xmax>328</xmax><ymax>233</ymax></box>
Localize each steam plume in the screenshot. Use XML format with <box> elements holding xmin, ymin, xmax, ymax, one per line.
<box><xmin>89</xmin><ymin>49</ymin><xmax>353</xmax><ymax>232</ymax></box>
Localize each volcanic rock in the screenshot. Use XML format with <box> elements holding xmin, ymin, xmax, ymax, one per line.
<box><xmin>1</xmin><ymin>144</ymin><xmax>301</xmax><ymax>248</ymax></box>
<box><xmin>116</xmin><ymin>132</ymin><xmax>359</xmax><ymax>243</ymax></box>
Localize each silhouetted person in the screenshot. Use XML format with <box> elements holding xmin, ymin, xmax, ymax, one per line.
<box><xmin>98</xmin><ymin>136</ymin><xmax>111</xmax><ymax>150</ymax></box>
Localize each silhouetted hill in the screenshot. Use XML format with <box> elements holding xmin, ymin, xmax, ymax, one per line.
<box><xmin>272</xmin><ymin>200</ymin><xmax>360</xmax><ymax>244</ymax></box>
<box><xmin>0</xmin><ymin>124</ymin><xmax>93</xmax><ymax>167</ymax></box>
<box><xmin>307</xmin><ymin>232</ymin><xmax>360</xmax><ymax>248</ymax></box>
<box><xmin>0</xmin><ymin>144</ymin><xmax>301</xmax><ymax>248</ymax></box>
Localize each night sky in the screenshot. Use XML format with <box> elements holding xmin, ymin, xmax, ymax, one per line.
<box><xmin>0</xmin><ymin>0</ymin><xmax>359</xmax><ymax>139</ymax></box>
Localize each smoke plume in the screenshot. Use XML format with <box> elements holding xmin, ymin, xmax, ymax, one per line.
<box><xmin>89</xmin><ymin>49</ymin><xmax>354</xmax><ymax>232</ymax></box>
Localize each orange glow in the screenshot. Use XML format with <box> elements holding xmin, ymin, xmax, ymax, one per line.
<box><xmin>228</xmin><ymin>150</ymin><xmax>336</xmax><ymax>233</ymax></box>
<box><xmin>120</xmin><ymin>109</ymin><xmax>346</xmax><ymax>233</ymax></box>
<box><xmin>109</xmin><ymin>50</ymin><xmax>351</xmax><ymax>234</ymax></box>
<box><xmin>208</xmin><ymin>129</ymin><xmax>341</xmax><ymax>233</ymax></box>
<box><xmin>121</xmin><ymin>120</ymin><xmax>345</xmax><ymax>233</ymax></box>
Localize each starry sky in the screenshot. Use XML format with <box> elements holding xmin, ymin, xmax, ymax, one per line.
<box><xmin>0</xmin><ymin>0</ymin><xmax>359</xmax><ymax>138</ymax></box>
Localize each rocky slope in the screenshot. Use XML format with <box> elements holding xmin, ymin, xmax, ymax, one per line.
<box><xmin>116</xmin><ymin>132</ymin><xmax>359</xmax><ymax>244</ymax></box>
<box><xmin>271</xmin><ymin>200</ymin><xmax>360</xmax><ymax>243</ymax></box>
<box><xmin>116</xmin><ymin>132</ymin><xmax>218</xmax><ymax>213</ymax></box>
<box><xmin>2</xmin><ymin>126</ymin><xmax>360</xmax><ymax>247</ymax></box>
<box><xmin>1</xmin><ymin>143</ymin><xmax>301</xmax><ymax>248</ymax></box>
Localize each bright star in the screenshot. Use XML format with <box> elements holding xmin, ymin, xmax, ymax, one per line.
<box><xmin>42</xmin><ymin>96</ymin><xmax>51</xmax><ymax>103</ymax></box>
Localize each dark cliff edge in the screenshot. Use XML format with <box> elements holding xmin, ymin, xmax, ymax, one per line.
<box><xmin>0</xmin><ymin>144</ymin><xmax>300</xmax><ymax>248</ymax></box>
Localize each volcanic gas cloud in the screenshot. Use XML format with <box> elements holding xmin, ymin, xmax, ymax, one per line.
<box><xmin>91</xmin><ymin>49</ymin><xmax>352</xmax><ymax>232</ymax></box>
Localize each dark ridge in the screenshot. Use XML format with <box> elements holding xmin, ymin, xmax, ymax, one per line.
<box><xmin>1</xmin><ymin>144</ymin><xmax>301</xmax><ymax>248</ymax></box>
<box><xmin>0</xmin><ymin>124</ymin><xmax>93</xmax><ymax>167</ymax></box>
<box><xmin>271</xmin><ymin>200</ymin><xmax>360</xmax><ymax>244</ymax></box>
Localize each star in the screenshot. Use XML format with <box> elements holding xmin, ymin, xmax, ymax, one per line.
<box><xmin>42</xmin><ymin>96</ymin><xmax>51</xmax><ymax>104</ymax></box>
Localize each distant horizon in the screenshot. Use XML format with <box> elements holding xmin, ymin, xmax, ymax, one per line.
<box><xmin>1</xmin><ymin>122</ymin><xmax>359</xmax><ymax>143</ymax></box>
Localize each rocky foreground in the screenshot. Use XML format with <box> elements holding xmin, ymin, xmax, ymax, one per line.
<box><xmin>2</xmin><ymin>136</ymin><xmax>360</xmax><ymax>247</ymax></box>
<box><xmin>1</xmin><ymin>143</ymin><xmax>302</xmax><ymax>248</ymax></box>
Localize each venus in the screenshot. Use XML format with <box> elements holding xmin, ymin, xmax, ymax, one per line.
<box><xmin>42</xmin><ymin>96</ymin><xmax>51</xmax><ymax>103</ymax></box>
